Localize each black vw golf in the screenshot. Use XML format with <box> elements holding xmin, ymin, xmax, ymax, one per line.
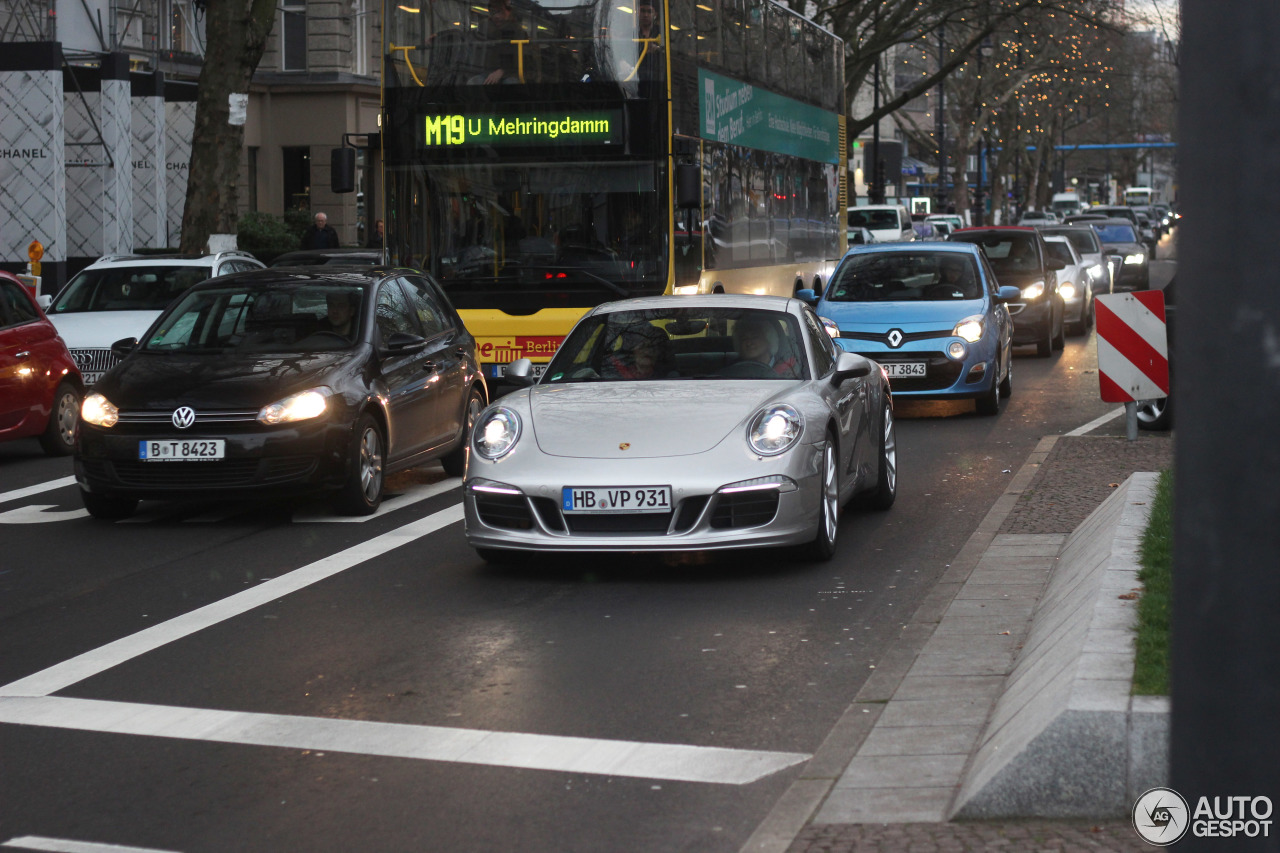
<box><xmin>75</xmin><ymin>267</ymin><xmax>486</xmax><ymax>519</ymax></box>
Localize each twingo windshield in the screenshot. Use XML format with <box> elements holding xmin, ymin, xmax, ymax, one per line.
<box><xmin>143</xmin><ymin>284</ymin><xmax>366</xmax><ymax>354</ymax></box>
<box><xmin>50</xmin><ymin>265</ymin><xmax>213</xmax><ymax>314</ymax></box>
<box><xmin>826</xmin><ymin>252</ymin><xmax>983</xmax><ymax>302</ymax></box>
<box><xmin>543</xmin><ymin>307</ymin><xmax>808</xmax><ymax>382</ymax></box>
<box><xmin>415</xmin><ymin>161</ymin><xmax>667</xmax><ymax>312</ymax></box>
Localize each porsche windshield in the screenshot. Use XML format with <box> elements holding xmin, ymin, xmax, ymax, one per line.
<box><xmin>50</xmin><ymin>265</ymin><xmax>213</xmax><ymax>314</ymax></box>
<box><xmin>826</xmin><ymin>252</ymin><xmax>983</xmax><ymax>302</ymax></box>
<box><xmin>543</xmin><ymin>307</ymin><xmax>808</xmax><ymax>382</ymax></box>
<box><xmin>144</xmin><ymin>284</ymin><xmax>366</xmax><ymax>354</ymax></box>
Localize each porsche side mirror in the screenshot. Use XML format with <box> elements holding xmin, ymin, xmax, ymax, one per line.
<box><xmin>833</xmin><ymin>351</ymin><xmax>873</xmax><ymax>381</ymax></box>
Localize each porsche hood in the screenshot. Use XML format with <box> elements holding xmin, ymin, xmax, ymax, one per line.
<box><xmin>527</xmin><ymin>381</ymin><xmax>792</xmax><ymax>458</ymax></box>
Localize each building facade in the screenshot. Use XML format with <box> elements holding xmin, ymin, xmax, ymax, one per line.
<box><xmin>0</xmin><ymin>0</ymin><xmax>380</xmax><ymax>292</ymax></box>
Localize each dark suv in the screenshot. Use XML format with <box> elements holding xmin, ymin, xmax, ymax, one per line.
<box><xmin>950</xmin><ymin>226</ymin><xmax>1066</xmax><ymax>357</ymax></box>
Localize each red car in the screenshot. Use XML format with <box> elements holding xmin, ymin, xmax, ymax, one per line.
<box><xmin>0</xmin><ymin>270</ymin><xmax>83</xmax><ymax>455</ymax></box>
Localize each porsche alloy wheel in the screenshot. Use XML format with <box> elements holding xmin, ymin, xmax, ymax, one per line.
<box><xmin>801</xmin><ymin>437</ymin><xmax>839</xmax><ymax>561</ymax></box>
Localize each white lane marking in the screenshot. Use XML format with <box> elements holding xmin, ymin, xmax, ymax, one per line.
<box><xmin>1065</xmin><ymin>407</ymin><xmax>1124</xmax><ymax>437</ymax></box>
<box><xmin>0</xmin><ymin>697</ymin><xmax>809</xmax><ymax>786</ymax></box>
<box><xmin>291</xmin><ymin>477</ymin><xmax>462</xmax><ymax>523</ymax></box>
<box><xmin>0</xmin><ymin>504</ymin><xmax>464</xmax><ymax>698</ymax></box>
<box><xmin>0</xmin><ymin>477</ymin><xmax>77</xmax><ymax>506</ymax></box>
<box><xmin>0</xmin><ymin>505</ymin><xmax>90</xmax><ymax>524</ymax></box>
<box><xmin>2</xmin><ymin>836</ymin><xmax>180</xmax><ymax>853</ymax></box>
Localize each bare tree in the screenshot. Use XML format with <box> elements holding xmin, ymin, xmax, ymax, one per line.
<box><xmin>179</xmin><ymin>0</ymin><xmax>278</xmax><ymax>253</ymax></box>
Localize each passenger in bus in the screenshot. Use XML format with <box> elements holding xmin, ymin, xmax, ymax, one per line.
<box><xmin>472</xmin><ymin>0</ymin><xmax>522</xmax><ymax>84</ymax></box>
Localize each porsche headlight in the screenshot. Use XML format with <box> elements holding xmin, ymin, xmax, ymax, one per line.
<box><xmin>1088</xmin><ymin>264</ymin><xmax>1105</xmax><ymax>282</ymax></box>
<box><xmin>747</xmin><ymin>404</ymin><xmax>803</xmax><ymax>456</ymax></box>
<box><xmin>81</xmin><ymin>393</ymin><xmax>119</xmax><ymax>427</ymax></box>
<box><xmin>258</xmin><ymin>388</ymin><xmax>329</xmax><ymax>425</ymax></box>
<box><xmin>1021</xmin><ymin>281</ymin><xmax>1046</xmax><ymax>300</ymax></box>
<box><xmin>1124</xmin><ymin>253</ymin><xmax>1146</xmax><ymax>265</ymax></box>
<box><xmin>820</xmin><ymin>316</ymin><xmax>841</xmax><ymax>339</ymax></box>
<box><xmin>953</xmin><ymin>315</ymin><xmax>985</xmax><ymax>343</ymax></box>
<box><xmin>475</xmin><ymin>407</ymin><xmax>521</xmax><ymax>459</ymax></box>
<box><xmin>1059</xmin><ymin>283</ymin><xmax>1078</xmax><ymax>300</ymax></box>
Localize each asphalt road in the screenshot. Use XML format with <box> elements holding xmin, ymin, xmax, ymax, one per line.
<box><xmin>0</xmin><ymin>242</ymin><xmax>1175</xmax><ymax>853</ymax></box>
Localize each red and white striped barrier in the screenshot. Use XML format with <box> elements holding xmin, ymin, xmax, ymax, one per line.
<box><xmin>1095</xmin><ymin>291</ymin><xmax>1169</xmax><ymax>403</ymax></box>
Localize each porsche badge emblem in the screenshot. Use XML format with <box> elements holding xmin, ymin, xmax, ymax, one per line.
<box><xmin>619</xmin><ymin>442</ymin><xmax>631</xmax><ymax>450</ymax></box>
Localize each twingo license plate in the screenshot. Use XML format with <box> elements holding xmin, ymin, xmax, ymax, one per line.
<box><xmin>562</xmin><ymin>485</ymin><xmax>672</xmax><ymax>514</ymax></box>
<box><xmin>139</xmin><ymin>439</ymin><xmax>226</xmax><ymax>462</ymax></box>
<box><xmin>883</xmin><ymin>362</ymin><xmax>927</xmax><ymax>378</ymax></box>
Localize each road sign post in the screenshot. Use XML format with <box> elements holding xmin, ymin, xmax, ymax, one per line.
<box><xmin>1094</xmin><ymin>291</ymin><xmax>1169</xmax><ymax>441</ymax></box>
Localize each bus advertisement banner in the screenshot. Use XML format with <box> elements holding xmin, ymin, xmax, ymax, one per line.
<box><xmin>698</xmin><ymin>69</ymin><xmax>840</xmax><ymax>165</ymax></box>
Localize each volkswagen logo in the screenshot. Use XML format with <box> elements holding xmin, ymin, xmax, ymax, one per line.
<box><xmin>886</xmin><ymin>329</ymin><xmax>905</xmax><ymax>348</ymax></box>
<box><xmin>171</xmin><ymin>406</ymin><xmax>197</xmax><ymax>429</ymax></box>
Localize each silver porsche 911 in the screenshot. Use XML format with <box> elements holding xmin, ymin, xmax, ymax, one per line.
<box><xmin>463</xmin><ymin>295</ymin><xmax>896</xmax><ymax>562</ymax></box>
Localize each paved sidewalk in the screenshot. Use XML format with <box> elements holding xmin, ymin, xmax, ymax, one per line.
<box><xmin>771</xmin><ymin>431</ymin><xmax>1174</xmax><ymax>853</ymax></box>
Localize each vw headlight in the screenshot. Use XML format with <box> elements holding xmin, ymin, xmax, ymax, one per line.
<box><xmin>1124</xmin><ymin>253</ymin><xmax>1145</xmax><ymax>265</ymax></box>
<box><xmin>1059</xmin><ymin>283</ymin><xmax>1078</xmax><ymax>300</ymax></box>
<box><xmin>258</xmin><ymin>388</ymin><xmax>329</xmax><ymax>425</ymax></box>
<box><xmin>1021</xmin><ymin>281</ymin><xmax>1046</xmax><ymax>300</ymax></box>
<box><xmin>820</xmin><ymin>316</ymin><xmax>841</xmax><ymax>339</ymax></box>
<box><xmin>747</xmin><ymin>404</ymin><xmax>803</xmax><ymax>456</ymax></box>
<box><xmin>81</xmin><ymin>393</ymin><xmax>119</xmax><ymax>427</ymax></box>
<box><xmin>953</xmin><ymin>315</ymin><xmax>985</xmax><ymax>343</ymax></box>
<box><xmin>475</xmin><ymin>407</ymin><xmax>521</xmax><ymax>459</ymax></box>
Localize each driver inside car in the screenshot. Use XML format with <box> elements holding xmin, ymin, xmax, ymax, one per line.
<box><xmin>732</xmin><ymin>317</ymin><xmax>799</xmax><ymax>378</ymax></box>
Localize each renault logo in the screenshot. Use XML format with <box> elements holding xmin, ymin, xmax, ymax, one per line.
<box><xmin>886</xmin><ymin>329</ymin><xmax>905</xmax><ymax>348</ymax></box>
<box><xmin>172</xmin><ymin>406</ymin><xmax>196</xmax><ymax>429</ymax></box>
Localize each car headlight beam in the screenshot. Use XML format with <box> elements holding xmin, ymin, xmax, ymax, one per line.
<box><xmin>1021</xmin><ymin>281</ymin><xmax>1046</xmax><ymax>300</ymax></box>
<box><xmin>952</xmin><ymin>315</ymin><xmax>985</xmax><ymax>343</ymax></box>
<box><xmin>747</xmin><ymin>404</ymin><xmax>803</xmax><ymax>456</ymax></box>
<box><xmin>1059</xmin><ymin>283</ymin><xmax>1077</xmax><ymax>300</ymax></box>
<box><xmin>81</xmin><ymin>392</ymin><xmax>119</xmax><ymax>427</ymax></box>
<box><xmin>1124</xmin><ymin>254</ymin><xmax>1145</xmax><ymax>265</ymax></box>
<box><xmin>258</xmin><ymin>388</ymin><xmax>329</xmax><ymax>425</ymax></box>
<box><xmin>474</xmin><ymin>407</ymin><xmax>521</xmax><ymax>459</ymax></box>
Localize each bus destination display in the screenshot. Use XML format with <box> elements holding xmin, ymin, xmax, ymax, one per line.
<box><xmin>422</xmin><ymin>110</ymin><xmax>623</xmax><ymax>148</ymax></box>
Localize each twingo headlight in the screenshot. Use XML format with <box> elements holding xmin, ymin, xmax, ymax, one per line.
<box><xmin>747</xmin><ymin>404</ymin><xmax>803</xmax><ymax>456</ymax></box>
<box><xmin>81</xmin><ymin>392</ymin><xmax>119</xmax><ymax>427</ymax></box>
<box><xmin>474</xmin><ymin>407</ymin><xmax>521</xmax><ymax>460</ymax></box>
<box><xmin>820</xmin><ymin>316</ymin><xmax>841</xmax><ymax>339</ymax></box>
<box><xmin>1124</xmin><ymin>253</ymin><xmax>1146</xmax><ymax>265</ymax></box>
<box><xmin>258</xmin><ymin>387</ymin><xmax>329</xmax><ymax>425</ymax></box>
<box><xmin>1021</xmin><ymin>281</ymin><xmax>1046</xmax><ymax>300</ymax></box>
<box><xmin>952</xmin><ymin>315</ymin><xmax>985</xmax><ymax>343</ymax></box>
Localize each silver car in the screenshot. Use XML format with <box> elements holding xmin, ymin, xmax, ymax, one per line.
<box><xmin>463</xmin><ymin>295</ymin><xmax>896</xmax><ymax>562</ymax></box>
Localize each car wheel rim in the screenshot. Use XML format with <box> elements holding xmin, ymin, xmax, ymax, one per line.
<box><xmin>359</xmin><ymin>426</ymin><xmax>383</xmax><ymax>501</ymax></box>
<box><xmin>821</xmin><ymin>442</ymin><xmax>838</xmax><ymax>545</ymax></box>
<box><xmin>883</xmin><ymin>406</ymin><xmax>897</xmax><ymax>494</ymax></box>
<box><xmin>56</xmin><ymin>392</ymin><xmax>78</xmax><ymax>446</ymax></box>
<box><xmin>1136</xmin><ymin>399</ymin><xmax>1167</xmax><ymax>423</ymax></box>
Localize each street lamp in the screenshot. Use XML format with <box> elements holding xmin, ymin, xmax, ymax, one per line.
<box><xmin>972</xmin><ymin>39</ymin><xmax>993</xmax><ymax>226</ymax></box>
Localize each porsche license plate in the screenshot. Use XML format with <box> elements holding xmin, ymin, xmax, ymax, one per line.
<box><xmin>562</xmin><ymin>486</ymin><xmax>672</xmax><ymax>514</ymax></box>
<box><xmin>883</xmin><ymin>362</ymin><xmax>927</xmax><ymax>378</ymax></box>
<box><xmin>139</xmin><ymin>439</ymin><xmax>226</xmax><ymax>461</ymax></box>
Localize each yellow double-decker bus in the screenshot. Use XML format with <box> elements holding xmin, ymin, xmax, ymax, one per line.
<box><xmin>379</xmin><ymin>0</ymin><xmax>845</xmax><ymax>384</ymax></box>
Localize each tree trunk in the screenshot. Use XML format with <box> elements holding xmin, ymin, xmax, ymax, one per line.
<box><xmin>179</xmin><ymin>0</ymin><xmax>278</xmax><ymax>253</ymax></box>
